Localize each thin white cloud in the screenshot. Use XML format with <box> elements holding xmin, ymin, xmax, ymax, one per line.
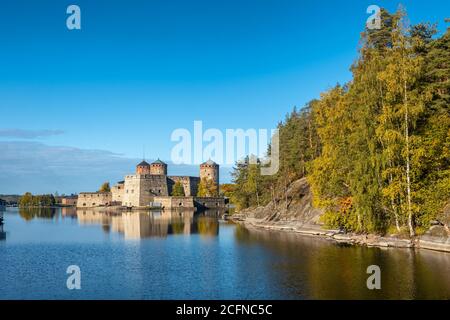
<box><xmin>0</xmin><ymin>129</ymin><xmax>64</xmax><ymax>139</ymax></box>
<box><xmin>0</xmin><ymin>141</ymin><xmax>232</xmax><ymax>194</ymax></box>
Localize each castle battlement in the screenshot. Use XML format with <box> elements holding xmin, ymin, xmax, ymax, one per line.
<box><xmin>118</xmin><ymin>159</ymin><xmax>219</xmax><ymax>208</ymax></box>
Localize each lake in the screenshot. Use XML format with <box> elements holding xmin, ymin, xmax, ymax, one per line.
<box><xmin>0</xmin><ymin>207</ymin><xmax>449</xmax><ymax>300</ymax></box>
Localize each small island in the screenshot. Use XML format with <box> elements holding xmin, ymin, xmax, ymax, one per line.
<box><xmin>77</xmin><ymin>159</ymin><xmax>226</xmax><ymax>211</ymax></box>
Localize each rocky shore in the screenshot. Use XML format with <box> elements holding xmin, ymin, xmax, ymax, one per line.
<box><xmin>232</xmin><ymin>177</ymin><xmax>450</xmax><ymax>253</ymax></box>
<box><xmin>233</xmin><ymin>216</ymin><xmax>450</xmax><ymax>253</ymax></box>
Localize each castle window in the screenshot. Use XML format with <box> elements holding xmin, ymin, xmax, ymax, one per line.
<box><xmin>131</xmin><ymin>190</ymin><xmax>134</xmax><ymax>194</ymax></box>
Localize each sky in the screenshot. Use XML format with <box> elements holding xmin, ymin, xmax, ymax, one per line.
<box><xmin>0</xmin><ymin>0</ymin><xmax>449</xmax><ymax>194</ymax></box>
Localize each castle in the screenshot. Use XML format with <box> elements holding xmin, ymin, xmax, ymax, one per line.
<box><xmin>77</xmin><ymin>159</ymin><xmax>225</xmax><ymax>210</ymax></box>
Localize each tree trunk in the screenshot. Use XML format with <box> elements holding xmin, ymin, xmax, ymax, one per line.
<box><xmin>255</xmin><ymin>179</ymin><xmax>260</xmax><ymax>207</ymax></box>
<box><xmin>308</xmin><ymin>119</ymin><xmax>313</xmax><ymax>149</ymax></box>
<box><xmin>271</xmin><ymin>184</ymin><xmax>275</xmax><ymax>210</ymax></box>
<box><xmin>404</xmin><ymin>77</ymin><xmax>415</xmax><ymax>238</ymax></box>
<box><xmin>284</xmin><ymin>175</ymin><xmax>288</xmax><ymax>210</ymax></box>
<box><xmin>389</xmin><ymin>172</ymin><xmax>401</xmax><ymax>232</ymax></box>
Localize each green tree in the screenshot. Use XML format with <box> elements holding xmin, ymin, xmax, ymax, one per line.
<box><xmin>413</xmin><ymin>21</ymin><xmax>450</xmax><ymax>229</ymax></box>
<box><xmin>220</xmin><ymin>183</ymin><xmax>236</xmax><ymax>198</ymax></box>
<box><xmin>377</xmin><ymin>8</ymin><xmax>428</xmax><ymax>237</ymax></box>
<box><xmin>99</xmin><ymin>182</ymin><xmax>111</xmax><ymax>193</ymax></box>
<box><xmin>197</xmin><ymin>178</ymin><xmax>218</xmax><ymax>197</ymax></box>
<box><xmin>197</xmin><ymin>178</ymin><xmax>209</xmax><ymax>197</ymax></box>
<box><xmin>206</xmin><ymin>179</ymin><xmax>219</xmax><ymax>197</ymax></box>
<box><xmin>19</xmin><ymin>193</ymin><xmax>56</xmax><ymax>207</ymax></box>
<box><xmin>171</xmin><ymin>181</ymin><xmax>185</xmax><ymax>197</ymax></box>
<box><xmin>19</xmin><ymin>192</ymin><xmax>33</xmax><ymax>207</ymax></box>
<box><xmin>229</xmin><ymin>8</ymin><xmax>450</xmax><ymax>237</ymax></box>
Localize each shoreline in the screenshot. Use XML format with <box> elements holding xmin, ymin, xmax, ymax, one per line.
<box><xmin>234</xmin><ymin>217</ymin><xmax>450</xmax><ymax>253</ymax></box>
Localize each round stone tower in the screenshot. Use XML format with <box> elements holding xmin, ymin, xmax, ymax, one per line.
<box><xmin>200</xmin><ymin>159</ymin><xmax>219</xmax><ymax>187</ymax></box>
<box><xmin>136</xmin><ymin>160</ymin><xmax>151</xmax><ymax>175</ymax></box>
<box><xmin>150</xmin><ymin>159</ymin><xmax>167</xmax><ymax>175</ymax></box>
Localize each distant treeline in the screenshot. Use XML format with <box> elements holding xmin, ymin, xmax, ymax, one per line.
<box><xmin>0</xmin><ymin>195</ymin><xmax>20</xmax><ymax>205</ymax></box>
<box><xmin>229</xmin><ymin>8</ymin><xmax>449</xmax><ymax>236</ymax></box>
<box><xmin>19</xmin><ymin>192</ymin><xmax>56</xmax><ymax>207</ymax></box>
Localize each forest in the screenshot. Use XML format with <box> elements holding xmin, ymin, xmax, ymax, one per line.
<box><xmin>228</xmin><ymin>8</ymin><xmax>450</xmax><ymax>236</ymax></box>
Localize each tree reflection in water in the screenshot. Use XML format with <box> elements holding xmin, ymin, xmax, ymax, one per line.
<box><xmin>233</xmin><ymin>225</ymin><xmax>450</xmax><ymax>300</ymax></box>
<box><xmin>197</xmin><ymin>216</ymin><xmax>219</xmax><ymax>237</ymax></box>
<box><xmin>19</xmin><ymin>207</ymin><xmax>57</xmax><ymax>221</ymax></box>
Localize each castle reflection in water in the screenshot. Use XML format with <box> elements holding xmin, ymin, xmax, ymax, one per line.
<box><xmin>62</xmin><ymin>207</ymin><xmax>221</xmax><ymax>239</ymax></box>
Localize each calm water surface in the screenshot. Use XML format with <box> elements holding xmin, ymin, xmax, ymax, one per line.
<box><xmin>0</xmin><ymin>207</ymin><xmax>449</xmax><ymax>300</ymax></box>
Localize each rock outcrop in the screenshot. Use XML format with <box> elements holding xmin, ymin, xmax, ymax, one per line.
<box><xmin>235</xmin><ymin>179</ymin><xmax>450</xmax><ymax>253</ymax></box>
<box><xmin>239</xmin><ymin>177</ymin><xmax>324</xmax><ymax>227</ymax></box>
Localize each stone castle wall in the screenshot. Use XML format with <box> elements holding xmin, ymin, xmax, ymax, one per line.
<box><xmin>153</xmin><ymin>196</ymin><xmax>195</xmax><ymax>209</ymax></box>
<box><xmin>200</xmin><ymin>164</ymin><xmax>219</xmax><ymax>187</ymax></box>
<box><xmin>111</xmin><ymin>182</ymin><xmax>125</xmax><ymax>203</ymax></box>
<box><xmin>136</xmin><ymin>165</ymin><xmax>151</xmax><ymax>175</ymax></box>
<box><xmin>61</xmin><ymin>197</ymin><xmax>78</xmax><ymax>206</ymax></box>
<box><xmin>122</xmin><ymin>175</ymin><xmax>141</xmax><ymax>207</ymax></box>
<box><xmin>77</xmin><ymin>192</ymin><xmax>112</xmax><ymax>208</ymax></box>
<box><xmin>150</xmin><ymin>164</ymin><xmax>167</xmax><ymax>175</ymax></box>
<box><xmin>123</xmin><ymin>174</ymin><xmax>169</xmax><ymax>207</ymax></box>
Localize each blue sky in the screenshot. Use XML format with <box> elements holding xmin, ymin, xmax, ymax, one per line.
<box><xmin>0</xmin><ymin>0</ymin><xmax>449</xmax><ymax>194</ymax></box>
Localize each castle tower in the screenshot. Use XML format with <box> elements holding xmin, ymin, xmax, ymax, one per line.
<box><xmin>136</xmin><ymin>160</ymin><xmax>151</xmax><ymax>175</ymax></box>
<box><xmin>200</xmin><ymin>159</ymin><xmax>219</xmax><ymax>188</ymax></box>
<box><xmin>150</xmin><ymin>159</ymin><xmax>167</xmax><ymax>175</ymax></box>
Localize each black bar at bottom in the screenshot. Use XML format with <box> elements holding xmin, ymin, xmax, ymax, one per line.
<box><xmin>0</xmin><ymin>300</ymin><xmax>447</xmax><ymax>318</ymax></box>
